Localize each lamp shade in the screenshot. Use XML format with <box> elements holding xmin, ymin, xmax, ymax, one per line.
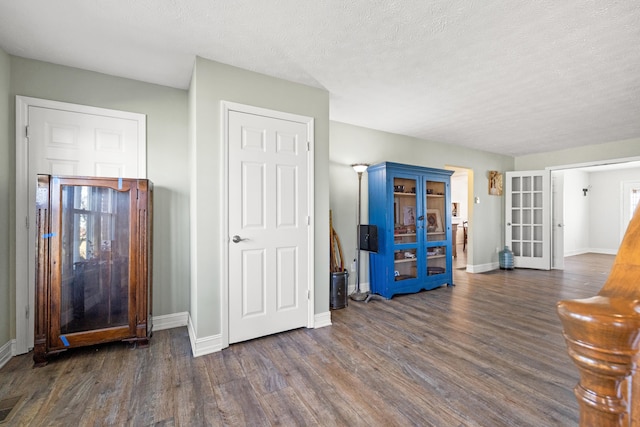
<box><xmin>352</xmin><ymin>163</ymin><xmax>369</xmax><ymax>173</ymax></box>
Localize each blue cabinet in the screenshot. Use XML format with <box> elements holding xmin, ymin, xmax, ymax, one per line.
<box><xmin>368</xmin><ymin>162</ymin><xmax>454</xmax><ymax>299</ymax></box>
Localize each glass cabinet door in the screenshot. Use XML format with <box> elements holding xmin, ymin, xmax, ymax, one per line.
<box><xmin>59</xmin><ymin>184</ymin><xmax>132</xmax><ymax>334</ymax></box>
<box><xmin>424</xmin><ymin>179</ymin><xmax>447</xmax><ymax>277</ymax></box>
<box><xmin>392</xmin><ymin>176</ymin><xmax>418</xmax><ymax>281</ymax></box>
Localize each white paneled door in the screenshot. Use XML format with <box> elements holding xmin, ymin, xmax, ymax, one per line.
<box><xmin>15</xmin><ymin>96</ymin><xmax>145</xmax><ymax>354</ymax></box>
<box><xmin>505</xmin><ymin>170</ymin><xmax>551</xmax><ymax>270</ymax></box>
<box><xmin>227</xmin><ymin>106</ymin><xmax>312</xmax><ymax>344</ymax></box>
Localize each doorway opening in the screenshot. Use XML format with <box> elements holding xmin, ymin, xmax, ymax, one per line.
<box><xmin>549</xmin><ymin>157</ymin><xmax>640</xmax><ymax>269</ymax></box>
<box><xmin>447</xmin><ymin>166</ymin><xmax>473</xmax><ymax>271</ymax></box>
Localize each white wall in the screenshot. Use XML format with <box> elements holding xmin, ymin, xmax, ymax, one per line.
<box><xmin>0</xmin><ymin>47</ymin><xmax>10</xmax><ymax>348</ymax></box>
<box><xmin>189</xmin><ymin>58</ymin><xmax>330</xmax><ymax>343</ymax></box>
<box><xmin>330</xmin><ymin>121</ymin><xmax>514</xmax><ymax>276</ymax></box>
<box><xmin>588</xmin><ymin>167</ymin><xmax>640</xmax><ymax>254</ymax></box>
<box><xmin>8</xmin><ymin>57</ymin><xmax>191</xmax><ymax>339</ymax></box>
<box><xmin>561</xmin><ymin>170</ymin><xmax>590</xmax><ymax>255</ymax></box>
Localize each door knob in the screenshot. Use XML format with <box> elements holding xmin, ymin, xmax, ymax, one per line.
<box><xmin>232</xmin><ymin>235</ymin><xmax>245</xmax><ymax>243</ymax></box>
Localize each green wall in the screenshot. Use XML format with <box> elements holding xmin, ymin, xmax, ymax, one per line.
<box><xmin>6</xmin><ymin>57</ymin><xmax>190</xmax><ymax>343</ymax></box>
<box><xmin>0</xmin><ymin>47</ymin><xmax>10</xmax><ymax>346</ymax></box>
<box><xmin>189</xmin><ymin>58</ymin><xmax>330</xmax><ymax>339</ymax></box>
<box><xmin>329</xmin><ymin>121</ymin><xmax>515</xmax><ymax>275</ymax></box>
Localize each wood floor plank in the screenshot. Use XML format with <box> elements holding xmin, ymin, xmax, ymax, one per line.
<box><xmin>0</xmin><ymin>253</ymin><xmax>614</xmax><ymax>426</ymax></box>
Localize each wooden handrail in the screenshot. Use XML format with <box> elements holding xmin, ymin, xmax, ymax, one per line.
<box><xmin>557</xmin><ymin>207</ymin><xmax>640</xmax><ymax>426</ymax></box>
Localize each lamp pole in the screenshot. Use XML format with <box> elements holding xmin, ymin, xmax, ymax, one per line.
<box><xmin>351</xmin><ymin>163</ymin><xmax>369</xmax><ymax>301</ymax></box>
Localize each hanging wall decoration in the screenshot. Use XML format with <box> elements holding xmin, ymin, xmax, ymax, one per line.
<box><xmin>489</xmin><ymin>170</ymin><xmax>503</xmax><ymax>196</ymax></box>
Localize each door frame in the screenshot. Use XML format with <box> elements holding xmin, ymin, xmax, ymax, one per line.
<box><xmin>15</xmin><ymin>96</ymin><xmax>146</xmax><ymax>355</ymax></box>
<box><xmin>220</xmin><ymin>101</ymin><xmax>315</xmax><ymax>349</ymax></box>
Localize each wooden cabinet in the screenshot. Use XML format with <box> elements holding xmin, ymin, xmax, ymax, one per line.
<box><xmin>368</xmin><ymin>162</ymin><xmax>453</xmax><ymax>299</ymax></box>
<box><xmin>34</xmin><ymin>175</ymin><xmax>153</xmax><ymax>365</ymax></box>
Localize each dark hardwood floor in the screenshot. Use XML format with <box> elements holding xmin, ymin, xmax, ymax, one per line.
<box><xmin>0</xmin><ymin>254</ymin><xmax>614</xmax><ymax>426</ymax></box>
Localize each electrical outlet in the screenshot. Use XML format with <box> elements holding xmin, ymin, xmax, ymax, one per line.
<box><xmin>351</xmin><ymin>260</ymin><xmax>357</xmax><ymax>272</ymax></box>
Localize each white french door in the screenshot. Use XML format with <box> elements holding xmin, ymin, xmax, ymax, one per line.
<box><xmin>225</xmin><ymin>103</ymin><xmax>313</xmax><ymax>344</ymax></box>
<box><xmin>15</xmin><ymin>96</ymin><xmax>146</xmax><ymax>355</ymax></box>
<box><xmin>505</xmin><ymin>170</ymin><xmax>551</xmax><ymax>270</ymax></box>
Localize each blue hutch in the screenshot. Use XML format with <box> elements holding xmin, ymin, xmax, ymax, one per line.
<box><xmin>368</xmin><ymin>162</ymin><xmax>454</xmax><ymax>298</ymax></box>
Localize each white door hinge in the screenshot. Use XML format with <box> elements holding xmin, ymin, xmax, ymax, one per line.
<box><xmin>307</xmin><ymin>216</ymin><xmax>311</xmax><ymax>225</ymax></box>
<box><xmin>25</xmin><ymin>215</ymin><xmax>29</xmax><ymax>229</ymax></box>
<box><xmin>25</xmin><ymin>304</ymin><xmax>29</xmax><ymax>319</ymax></box>
<box><xmin>307</xmin><ymin>141</ymin><xmax>310</xmax><ymax>151</ymax></box>
<box><xmin>308</xmin><ymin>290</ymin><xmax>311</xmax><ymax>300</ymax></box>
<box><xmin>25</xmin><ymin>125</ymin><xmax>29</xmax><ymax>138</ymax></box>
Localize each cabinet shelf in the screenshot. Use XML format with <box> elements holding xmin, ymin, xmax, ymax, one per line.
<box><xmin>394</xmin><ymin>258</ymin><xmax>417</xmax><ymax>264</ymax></box>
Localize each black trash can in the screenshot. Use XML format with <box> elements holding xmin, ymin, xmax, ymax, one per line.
<box><xmin>330</xmin><ymin>270</ymin><xmax>349</xmax><ymax>310</ymax></box>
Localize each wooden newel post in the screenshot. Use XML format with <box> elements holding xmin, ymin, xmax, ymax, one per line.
<box><xmin>557</xmin><ymin>207</ymin><xmax>640</xmax><ymax>427</ymax></box>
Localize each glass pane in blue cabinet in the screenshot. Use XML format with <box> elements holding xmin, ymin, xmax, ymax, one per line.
<box><xmin>425</xmin><ymin>180</ymin><xmax>446</xmax><ymax>242</ymax></box>
<box><xmin>426</xmin><ymin>246</ymin><xmax>447</xmax><ymax>276</ymax></box>
<box><xmin>393</xmin><ymin>177</ymin><xmax>417</xmax><ymax>244</ymax></box>
<box><xmin>60</xmin><ymin>185</ymin><xmax>131</xmax><ymax>334</ymax></box>
<box><xmin>394</xmin><ymin>249</ymin><xmax>417</xmax><ymax>281</ymax></box>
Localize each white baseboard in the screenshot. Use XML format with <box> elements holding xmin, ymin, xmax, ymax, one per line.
<box><xmin>587</xmin><ymin>248</ymin><xmax>618</xmax><ymax>256</ymax></box>
<box><xmin>187</xmin><ymin>314</ymin><xmax>223</xmax><ymax>358</ymax></box>
<box><xmin>314</xmin><ymin>311</ymin><xmax>332</xmax><ymax>328</ymax></box>
<box><xmin>347</xmin><ymin>281</ymin><xmax>370</xmax><ymax>294</ymax></box>
<box><xmin>564</xmin><ymin>249</ymin><xmax>590</xmax><ymax>257</ymax></box>
<box><xmin>466</xmin><ymin>262</ymin><xmax>499</xmax><ymax>273</ymax></box>
<box><xmin>0</xmin><ymin>339</ymin><xmax>15</xmax><ymax>370</ymax></box>
<box><xmin>152</xmin><ymin>311</ymin><xmax>189</xmax><ymax>331</ymax></box>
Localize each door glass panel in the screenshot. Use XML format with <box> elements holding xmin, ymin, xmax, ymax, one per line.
<box><xmin>533</xmin><ymin>192</ymin><xmax>543</xmax><ymax>208</ymax></box>
<box><xmin>393</xmin><ymin>177</ymin><xmax>417</xmax><ymax>244</ymax></box>
<box><xmin>425</xmin><ymin>180</ymin><xmax>446</xmax><ymax>242</ymax></box>
<box><xmin>60</xmin><ymin>185</ymin><xmax>130</xmax><ymax>334</ymax></box>
<box><xmin>512</xmin><ymin>193</ymin><xmax>521</xmax><ymax>208</ymax></box>
<box><xmin>512</xmin><ymin>242</ymin><xmax>521</xmax><ymax>256</ymax></box>
<box><xmin>512</xmin><ymin>226</ymin><xmax>521</xmax><ymax>240</ymax></box>
<box><xmin>534</xmin><ymin>242</ymin><xmax>543</xmax><ymax>257</ymax></box>
<box><xmin>512</xmin><ymin>177</ymin><xmax>521</xmax><ymax>191</ymax></box>
<box><xmin>512</xmin><ymin>210</ymin><xmax>521</xmax><ymax>225</ymax></box>
<box><xmin>534</xmin><ymin>176</ymin><xmax>543</xmax><ymax>191</ymax></box>
<box><xmin>426</xmin><ymin>246</ymin><xmax>447</xmax><ymax>276</ymax></box>
<box><xmin>394</xmin><ymin>249</ymin><xmax>417</xmax><ymax>281</ymax></box>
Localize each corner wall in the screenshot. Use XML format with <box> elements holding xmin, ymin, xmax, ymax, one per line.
<box><xmin>7</xmin><ymin>57</ymin><xmax>191</xmax><ymax>348</ymax></box>
<box><xmin>0</xmin><ymin>47</ymin><xmax>11</xmax><ymax>356</ymax></box>
<box><xmin>329</xmin><ymin>121</ymin><xmax>514</xmax><ymax>275</ymax></box>
<box><xmin>189</xmin><ymin>58</ymin><xmax>330</xmax><ymax>348</ymax></box>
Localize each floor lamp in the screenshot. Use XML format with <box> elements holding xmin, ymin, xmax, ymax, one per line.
<box><xmin>350</xmin><ymin>163</ymin><xmax>369</xmax><ymax>301</ymax></box>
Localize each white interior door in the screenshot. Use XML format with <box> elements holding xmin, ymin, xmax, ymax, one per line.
<box><xmin>505</xmin><ymin>170</ymin><xmax>551</xmax><ymax>270</ymax></box>
<box><xmin>15</xmin><ymin>96</ymin><xmax>146</xmax><ymax>354</ymax></box>
<box><xmin>621</xmin><ymin>180</ymin><xmax>640</xmax><ymax>243</ymax></box>
<box><xmin>551</xmin><ymin>171</ymin><xmax>564</xmax><ymax>269</ymax></box>
<box><xmin>227</xmin><ymin>107</ymin><xmax>311</xmax><ymax>344</ymax></box>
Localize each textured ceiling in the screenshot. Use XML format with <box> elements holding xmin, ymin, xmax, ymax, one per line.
<box><xmin>1</xmin><ymin>0</ymin><xmax>639</xmax><ymax>157</ymax></box>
